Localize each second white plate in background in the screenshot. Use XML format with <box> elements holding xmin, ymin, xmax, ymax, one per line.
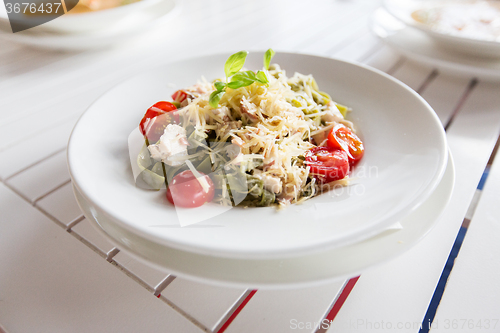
<box><xmin>0</xmin><ymin>0</ymin><xmax>179</xmax><ymax>50</ymax></box>
<box><xmin>383</xmin><ymin>0</ymin><xmax>500</xmax><ymax>58</ymax></box>
<box><xmin>371</xmin><ymin>8</ymin><xmax>500</xmax><ymax>81</ymax></box>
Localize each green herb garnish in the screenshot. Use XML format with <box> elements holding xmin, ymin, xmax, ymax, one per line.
<box><xmin>208</xmin><ymin>90</ymin><xmax>225</xmax><ymax>108</ymax></box>
<box><xmin>209</xmin><ymin>48</ymin><xmax>275</xmax><ymax>108</ymax></box>
<box><xmin>263</xmin><ymin>48</ymin><xmax>275</xmax><ymax>70</ymax></box>
<box><xmin>224</xmin><ymin>51</ymin><xmax>248</xmax><ymax>78</ymax></box>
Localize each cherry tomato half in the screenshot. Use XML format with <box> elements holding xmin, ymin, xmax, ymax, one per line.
<box><xmin>166</xmin><ymin>170</ymin><xmax>215</xmax><ymax>208</ymax></box>
<box><xmin>171</xmin><ymin>90</ymin><xmax>189</xmax><ymax>103</ymax></box>
<box><xmin>327</xmin><ymin>124</ymin><xmax>364</xmax><ymax>164</ymax></box>
<box><xmin>305</xmin><ymin>146</ymin><xmax>349</xmax><ymax>183</ymax></box>
<box><xmin>139</xmin><ymin>101</ymin><xmax>178</xmax><ymax>144</ymax></box>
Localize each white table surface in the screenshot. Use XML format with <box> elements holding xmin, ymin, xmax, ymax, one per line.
<box><xmin>1</xmin><ymin>0</ymin><xmax>499</xmax><ymax>332</ymax></box>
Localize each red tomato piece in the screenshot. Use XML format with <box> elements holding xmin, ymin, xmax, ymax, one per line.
<box><xmin>166</xmin><ymin>170</ymin><xmax>215</xmax><ymax>208</ymax></box>
<box><xmin>305</xmin><ymin>146</ymin><xmax>349</xmax><ymax>183</ymax></box>
<box><xmin>327</xmin><ymin>124</ymin><xmax>364</xmax><ymax>164</ymax></box>
<box><xmin>171</xmin><ymin>90</ymin><xmax>189</xmax><ymax>103</ymax></box>
<box><xmin>139</xmin><ymin>101</ymin><xmax>178</xmax><ymax>143</ymax></box>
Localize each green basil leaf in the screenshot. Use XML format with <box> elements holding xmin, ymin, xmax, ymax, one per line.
<box><xmin>231</xmin><ymin>71</ymin><xmax>256</xmax><ymax>85</ymax></box>
<box><xmin>209</xmin><ymin>90</ymin><xmax>225</xmax><ymax>108</ymax></box>
<box><xmin>214</xmin><ymin>81</ymin><xmax>226</xmax><ymax>91</ymax></box>
<box><xmin>233</xmin><ymin>70</ymin><xmax>257</xmax><ymax>80</ymax></box>
<box><xmin>227</xmin><ymin>81</ymin><xmax>250</xmax><ymax>90</ymax></box>
<box><xmin>224</xmin><ymin>51</ymin><xmax>249</xmax><ymax>79</ymax></box>
<box><xmin>255</xmin><ymin>70</ymin><xmax>269</xmax><ymax>85</ymax></box>
<box><xmin>263</xmin><ymin>48</ymin><xmax>275</xmax><ymax>70</ymax></box>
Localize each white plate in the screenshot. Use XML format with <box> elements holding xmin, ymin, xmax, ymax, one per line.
<box><xmin>0</xmin><ymin>0</ymin><xmax>164</xmax><ymax>34</ymax></box>
<box><xmin>372</xmin><ymin>8</ymin><xmax>500</xmax><ymax>81</ymax></box>
<box><xmin>0</xmin><ymin>0</ymin><xmax>178</xmax><ymax>50</ymax></box>
<box><xmin>383</xmin><ymin>0</ymin><xmax>500</xmax><ymax>58</ymax></box>
<box><xmin>73</xmin><ymin>152</ymin><xmax>454</xmax><ymax>289</ymax></box>
<box><xmin>68</xmin><ymin>52</ymin><xmax>448</xmax><ymax>259</ymax></box>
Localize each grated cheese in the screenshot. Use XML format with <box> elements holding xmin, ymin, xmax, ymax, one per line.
<box><xmin>185</xmin><ymin>160</ymin><xmax>210</xmax><ymax>193</ymax></box>
<box><xmin>172</xmin><ymin>67</ymin><xmax>353</xmax><ymax>205</ymax></box>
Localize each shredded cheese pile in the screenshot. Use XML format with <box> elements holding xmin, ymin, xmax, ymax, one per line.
<box><xmin>174</xmin><ymin>66</ymin><xmax>353</xmax><ymax>206</ymax></box>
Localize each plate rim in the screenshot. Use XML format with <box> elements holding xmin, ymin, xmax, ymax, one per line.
<box><xmin>72</xmin><ymin>151</ymin><xmax>455</xmax><ymax>289</ymax></box>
